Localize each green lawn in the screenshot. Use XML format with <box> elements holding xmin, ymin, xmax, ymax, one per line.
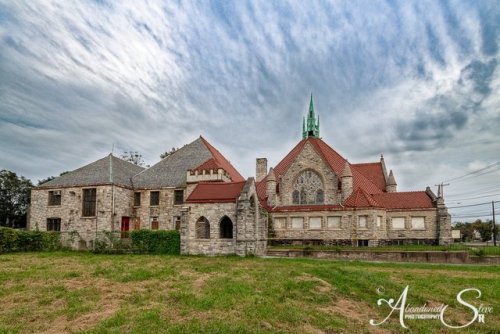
<box><xmin>0</xmin><ymin>252</ymin><xmax>498</xmax><ymax>333</ymax></box>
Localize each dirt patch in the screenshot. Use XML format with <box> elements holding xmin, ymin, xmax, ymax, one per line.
<box><xmin>296</xmin><ymin>274</ymin><xmax>334</xmax><ymax>294</ymax></box>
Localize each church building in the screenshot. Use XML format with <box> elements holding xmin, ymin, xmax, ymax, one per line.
<box><xmin>29</xmin><ymin>97</ymin><xmax>452</xmax><ymax>255</ymax></box>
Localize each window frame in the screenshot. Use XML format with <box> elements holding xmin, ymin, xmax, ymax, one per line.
<box><xmin>391</xmin><ymin>217</ymin><xmax>406</xmax><ymax>230</ymax></box>
<box><xmin>174</xmin><ymin>189</ymin><xmax>184</xmax><ymax>205</ymax></box>
<box><xmin>327</xmin><ymin>216</ymin><xmax>342</xmax><ymax>229</ymax></box>
<box><xmin>150</xmin><ymin>191</ymin><xmax>160</xmax><ymax>206</ymax></box>
<box><xmin>82</xmin><ymin>188</ymin><xmax>97</xmax><ymax>217</ymax></box>
<box><xmin>308</xmin><ymin>217</ymin><xmax>322</xmax><ymax>230</ymax></box>
<box><xmin>291</xmin><ymin>217</ymin><xmax>304</xmax><ymax>229</ymax></box>
<box><xmin>48</xmin><ymin>190</ymin><xmax>62</xmax><ymax>206</ymax></box>
<box><xmin>411</xmin><ymin>216</ymin><xmax>426</xmax><ymax>230</ymax></box>
<box><xmin>46</xmin><ymin>218</ymin><xmax>61</xmax><ymax>231</ymax></box>
<box><xmin>358</xmin><ymin>215</ymin><xmax>368</xmax><ymax>229</ymax></box>
<box><xmin>134</xmin><ymin>192</ymin><xmax>141</xmax><ymax>207</ymax></box>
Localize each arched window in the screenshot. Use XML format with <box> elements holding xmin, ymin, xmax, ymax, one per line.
<box><xmin>195</xmin><ymin>216</ymin><xmax>210</xmax><ymax>239</ymax></box>
<box><xmin>293</xmin><ymin>170</ymin><xmax>324</xmax><ymax>205</ymax></box>
<box><xmin>292</xmin><ymin>190</ymin><xmax>300</xmax><ymax>204</ymax></box>
<box><xmin>316</xmin><ymin>189</ymin><xmax>324</xmax><ymax>204</ymax></box>
<box><xmin>219</xmin><ymin>216</ymin><xmax>233</xmax><ymax>239</ymax></box>
<box><xmin>300</xmin><ymin>189</ymin><xmax>307</xmax><ymax>204</ymax></box>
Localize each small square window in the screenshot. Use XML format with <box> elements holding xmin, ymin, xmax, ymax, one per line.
<box><xmin>48</xmin><ymin>191</ymin><xmax>61</xmax><ymax>206</ymax></box>
<box><xmin>327</xmin><ymin>216</ymin><xmax>341</xmax><ymax>229</ymax></box>
<box><xmin>291</xmin><ymin>217</ymin><xmax>303</xmax><ymax>229</ymax></box>
<box><xmin>392</xmin><ymin>217</ymin><xmax>405</xmax><ymax>229</ymax></box>
<box><xmin>150</xmin><ymin>191</ymin><xmax>160</xmax><ymax>206</ymax></box>
<box><xmin>411</xmin><ymin>217</ymin><xmax>425</xmax><ymax>230</ymax></box>
<box><xmin>309</xmin><ymin>217</ymin><xmax>322</xmax><ymax>229</ymax></box>
<box><xmin>174</xmin><ymin>190</ymin><xmax>184</xmax><ymax>205</ymax></box>
<box><xmin>47</xmin><ymin>218</ymin><xmax>61</xmax><ymax>231</ymax></box>
<box><xmin>274</xmin><ymin>217</ymin><xmax>286</xmax><ymax>229</ymax></box>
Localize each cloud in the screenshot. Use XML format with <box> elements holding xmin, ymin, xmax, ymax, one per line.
<box><xmin>0</xmin><ymin>0</ymin><xmax>499</xmax><ymax>220</ymax></box>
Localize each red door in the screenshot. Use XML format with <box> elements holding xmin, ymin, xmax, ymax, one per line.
<box><xmin>121</xmin><ymin>216</ymin><xmax>130</xmax><ymax>238</ymax></box>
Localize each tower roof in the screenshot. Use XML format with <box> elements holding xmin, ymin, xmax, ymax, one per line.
<box><xmin>302</xmin><ymin>94</ymin><xmax>320</xmax><ymax>139</ymax></box>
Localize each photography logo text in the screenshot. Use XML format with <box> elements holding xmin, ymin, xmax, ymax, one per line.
<box><xmin>370</xmin><ymin>285</ymin><xmax>493</xmax><ymax>329</ymax></box>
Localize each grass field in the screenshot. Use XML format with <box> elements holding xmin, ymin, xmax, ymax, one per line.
<box><xmin>0</xmin><ymin>252</ymin><xmax>498</xmax><ymax>333</ymax></box>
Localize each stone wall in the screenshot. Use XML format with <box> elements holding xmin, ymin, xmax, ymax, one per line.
<box><xmin>30</xmin><ymin>185</ymin><xmax>132</xmax><ymax>249</ymax></box>
<box><xmin>181</xmin><ymin>202</ymin><xmax>237</xmax><ymax>255</ymax></box>
<box><xmin>270</xmin><ymin>208</ymin><xmax>441</xmax><ymax>245</ymax></box>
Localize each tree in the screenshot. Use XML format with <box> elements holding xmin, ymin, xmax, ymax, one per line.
<box><xmin>0</xmin><ymin>170</ymin><xmax>33</xmax><ymax>228</ymax></box>
<box><xmin>37</xmin><ymin>171</ymin><xmax>70</xmax><ymax>186</ymax></box>
<box><xmin>160</xmin><ymin>147</ymin><xmax>178</xmax><ymax>159</ymax></box>
<box><xmin>120</xmin><ymin>151</ymin><xmax>146</xmax><ymax>166</ymax></box>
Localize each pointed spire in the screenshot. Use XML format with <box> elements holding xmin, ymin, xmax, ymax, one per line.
<box><xmin>267</xmin><ymin>167</ymin><xmax>276</xmax><ymax>181</ymax></box>
<box><xmin>387</xmin><ymin>170</ymin><xmax>397</xmax><ymax>185</ymax></box>
<box><xmin>302</xmin><ymin>94</ymin><xmax>320</xmax><ymax>138</ymax></box>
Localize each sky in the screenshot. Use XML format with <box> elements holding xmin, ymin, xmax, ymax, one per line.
<box><xmin>0</xmin><ymin>0</ymin><xmax>499</xmax><ymax>222</ymax></box>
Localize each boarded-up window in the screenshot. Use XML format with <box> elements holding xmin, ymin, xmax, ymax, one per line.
<box><xmin>196</xmin><ymin>217</ymin><xmax>210</xmax><ymax>239</ymax></box>
<box><xmin>392</xmin><ymin>217</ymin><xmax>405</xmax><ymax>229</ymax></box>
<box><xmin>274</xmin><ymin>217</ymin><xmax>286</xmax><ymax>229</ymax></box>
<box><xmin>309</xmin><ymin>217</ymin><xmax>322</xmax><ymax>229</ymax></box>
<box><xmin>411</xmin><ymin>217</ymin><xmax>425</xmax><ymax>230</ymax></box>
<box><xmin>134</xmin><ymin>218</ymin><xmax>141</xmax><ymax>230</ymax></box>
<box><xmin>174</xmin><ymin>190</ymin><xmax>184</xmax><ymax>205</ymax></box>
<box><xmin>134</xmin><ymin>192</ymin><xmax>141</xmax><ymax>206</ymax></box>
<box><xmin>48</xmin><ymin>191</ymin><xmax>61</xmax><ymax>206</ymax></box>
<box><xmin>47</xmin><ymin>218</ymin><xmax>61</xmax><ymax>231</ymax></box>
<box><xmin>291</xmin><ymin>217</ymin><xmax>303</xmax><ymax>229</ymax></box>
<box><xmin>376</xmin><ymin>216</ymin><xmax>382</xmax><ymax>227</ymax></box>
<box><xmin>82</xmin><ymin>188</ymin><xmax>96</xmax><ymax>217</ymax></box>
<box><xmin>174</xmin><ymin>216</ymin><xmax>181</xmax><ymax>230</ymax></box>
<box><xmin>358</xmin><ymin>216</ymin><xmax>368</xmax><ymax>228</ymax></box>
<box><xmin>150</xmin><ymin>191</ymin><xmax>160</xmax><ymax>206</ymax></box>
<box><xmin>327</xmin><ymin>216</ymin><xmax>341</xmax><ymax>229</ymax></box>
<box><xmin>151</xmin><ymin>217</ymin><xmax>159</xmax><ymax>230</ymax></box>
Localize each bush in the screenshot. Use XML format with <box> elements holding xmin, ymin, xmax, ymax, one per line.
<box><xmin>0</xmin><ymin>227</ymin><xmax>62</xmax><ymax>253</ymax></box>
<box><xmin>93</xmin><ymin>231</ymin><xmax>131</xmax><ymax>254</ymax></box>
<box><xmin>131</xmin><ymin>230</ymin><xmax>180</xmax><ymax>254</ymax></box>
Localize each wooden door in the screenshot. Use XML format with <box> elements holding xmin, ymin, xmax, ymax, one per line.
<box><xmin>121</xmin><ymin>216</ymin><xmax>130</xmax><ymax>238</ymax></box>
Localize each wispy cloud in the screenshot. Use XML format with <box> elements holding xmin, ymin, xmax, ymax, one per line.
<box><xmin>0</xmin><ymin>0</ymin><xmax>499</xmax><ymax>219</ymax></box>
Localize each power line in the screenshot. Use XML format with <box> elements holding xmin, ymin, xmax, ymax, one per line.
<box><xmin>443</xmin><ymin>161</ymin><xmax>500</xmax><ymax>183</ymax></box>
<box><xmin>446</xmin><ymin>193</ymin><xmax>500</xmax><ymax>202</ymax></box>
<box><xmin>447</xmin><ymin>201</ymin><xmax>493</xmax><ymax>209</ymax></box>
<box><xmin>446</xmin><ymin>185</ymin><xmax>500</xmax><ymax>198</ymax></box>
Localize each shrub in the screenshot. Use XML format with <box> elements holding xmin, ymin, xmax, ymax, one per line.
<box><xmin>0</xmin><ymin>228</ymin><xmax>62</xmax><ymax>253</ymax></box>
<box><xmin>131</xmin><ymin>230</ymin><xmax>180</xmax><ymax>254</ymax></box>
<box><xmin>93</xmin><ymin>231</ymin><xmax>131</xmax><ymax>254</ymax></box>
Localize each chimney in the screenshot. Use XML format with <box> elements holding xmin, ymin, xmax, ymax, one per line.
<box><xmin>256</xmin><ymin>158</ymin><xmax>267</xmax><ymax>182</ymax></box>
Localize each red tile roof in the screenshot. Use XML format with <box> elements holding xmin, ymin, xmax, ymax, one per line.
<box><xmin>269</xmin><ymin>205</ymin><xmax>344</xmax><ymax>213</ymax></box>
<box><xmin>255</xmin><ymin>137</ymin><xmax>435</xmax><ymax>211</ymax></box>
<box><xmin>344</xmin><ymin>188</ymin><xmax>381</xmax><ymax>208</ymax></box>
<box><xmin>352</xmin><ymin>162</ymin><xmax>386</xmax><ymax>192</ymax></box>
<box><xmin>191</xmin><ymin>158</ymin><xmax>224</xmax><ymax>173</ymax></box>
<box><xmin>200</xmin><ymin>136</ymin><xmax>245</xmax><ymax>182</ymax></box>
<box><xmin>371</xmin><ymin>191</ymin><xmax>434</xmax><ymax>209</ymax></box>
<box><xmin>186</xmin><ymin>181</ymin><xmax>246</xmax><ymax>203</ymax></box>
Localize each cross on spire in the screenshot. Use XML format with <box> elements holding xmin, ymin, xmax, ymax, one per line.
<box><xmin>302</xmin><ymin>94</ymin><xmax>320</xmax><ymax>139</ymax></box>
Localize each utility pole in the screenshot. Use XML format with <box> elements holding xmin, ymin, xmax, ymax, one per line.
<box><xmin>435</xmin><ymin>182</ymin><xmax>450</xmax><ymax>198</ymax></box>
<box><xmin>493</xmin><ymin>201</ymin><xmax>497</xmax><ymax>247</ymax></box>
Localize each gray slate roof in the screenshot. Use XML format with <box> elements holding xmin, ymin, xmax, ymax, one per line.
<box><xmin>38</xmin><ymin>154</ymin><xmax>145</xmax><ymax>189</ymax></box>
<box><xmin>132</xmin><ymin>137</ymin><xmax>213</xmax><ymax>188</ymax></box>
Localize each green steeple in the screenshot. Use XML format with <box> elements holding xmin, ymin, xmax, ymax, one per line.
<box><xmin>302</xmin><ymin>94</ymin><xmax>320</xmax><ymax>139</ymax></box>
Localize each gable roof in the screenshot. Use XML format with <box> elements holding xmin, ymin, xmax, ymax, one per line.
<box><xmin>132</xmin><ymin>136</ymin><xmax>243</xmax><ymax>188</ymax></box>
<box><xmin>37</xmin><ymin>154</ymin><xmax>144</xmax><ymax>189</ymax></box>
<box><xmin>352</xmin><ymin>162</ymin><xmax>386</xmax><ymax>192</ymax></box>
<box><xmin>186</xmin><ymin>181</ymin><xmax>246</xmax><ymax>203</ymax></box>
